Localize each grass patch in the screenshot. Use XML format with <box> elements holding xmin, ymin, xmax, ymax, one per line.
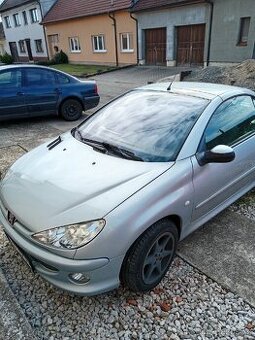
<box><xmin>50</xmin><ymin>64</ymin><xmax>115</xmax><ymax>77</ymax></box>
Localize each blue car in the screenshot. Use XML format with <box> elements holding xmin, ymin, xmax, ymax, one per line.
<box><xmin>0</xmin><ymin>65</ymin><xmax>100</xmax><ymax>121</ymax></box>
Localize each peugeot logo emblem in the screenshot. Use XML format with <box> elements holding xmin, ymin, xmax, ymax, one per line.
<box><xmin>7</xmin><ymin>211</ymin><xmax>16</xmax><ymax>226</ymax></box>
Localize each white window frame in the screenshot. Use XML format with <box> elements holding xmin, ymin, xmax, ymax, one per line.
<box><xmin>69</xmin><ymin>37</ymin><xmax>81</xmax><ymax>53</ymax></box>
<box><xmin>48</xmin><ymin>34</ymin><xmax>59</xmax><ymax>44</ymax></box>
<box><xmin>13</xmin><ymin>13</ymin><xmax>21</xmax><ymax>27</ymax></box>
<box><xmin>18</xmin><ymin>40</ymin><xmax>26</xmax><ymax>53</ymax></box>
<box><xmin>35</xmin><ymin>39</ymin><xmax>43</xmax><ymax>53</ymax></box>
<box><xmin>30</xmin><ymin>8</ymin><xmax>39</xmax><ymax>23</ymax></box>
<box><xmin>4</xmin><ymin>16</ymin><xmax>11</xmax><ymax>28</ymax></box>
<box><xmin>92</xmin><ymin>35</ymin><xmax>106</xmax><ymax>53</ymax></box>
<box><xmin>120</xmin><ymin>33</ymin><xmax>134</xmax><ymax>52</ymax></box>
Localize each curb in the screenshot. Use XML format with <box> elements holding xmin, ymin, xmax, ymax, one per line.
<box><xmin>0</xmin><ymin>268</ymin><xmax>37</xmax><ymax>340</ymax></box>
<box><xmin>77</xmin><ymin>64</ymin><xmax>136</xmax><ymax>78</ymax></box>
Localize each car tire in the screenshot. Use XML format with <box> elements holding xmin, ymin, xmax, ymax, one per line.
<box><xmin>121</xmin><ymin>219</ymin><xmax>178</xmax><ymax>292</ymax></box>
<box><xmin>60</xmin><ymin>99</ymin><xmax>83</xmax><ymax>121</ymax></box>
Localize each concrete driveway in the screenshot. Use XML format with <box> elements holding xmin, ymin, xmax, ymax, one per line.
<box><xmin>0</xmin><ymin>65</ymin><xmax>254</xmax><ymax>315</ymax></box>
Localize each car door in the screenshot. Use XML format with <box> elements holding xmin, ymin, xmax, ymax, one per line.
<box><xmin>191</xmin><ymin>95</ymin><xmax>255</xmax><ymax>222</ymax></box>
<box><xmin>0</xmin><ymin>68</ymin><xmax>27</xmax><ymax>119</ymax></box>
<box><xmin>23</xmin><ymin>68</ymin><xmax>60</xmax><ymax>117</ymax></box>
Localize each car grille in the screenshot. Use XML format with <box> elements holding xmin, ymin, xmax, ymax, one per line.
<box><xmin>0</xmin><ymin>199</ymin><xmax>31</xmax><ymax>238</ymax></box>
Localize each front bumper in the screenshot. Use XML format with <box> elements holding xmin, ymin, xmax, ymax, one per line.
<box><xmin>0</xmin><ymin>208</ymin><xmax>122</xmax><ymax>295</ymax></box>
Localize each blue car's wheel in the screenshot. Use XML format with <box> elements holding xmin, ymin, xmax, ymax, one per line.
<box><xmin>61</xmin><ymin>99</ymin><xmax>83</xmax><ymax>121</ymax></box>
<box><xmin>121</xmin><ymin>219</ymin><xmax>178</xmax><ymax>292</ymax></box>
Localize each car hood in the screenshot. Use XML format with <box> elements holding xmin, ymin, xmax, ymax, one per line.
<box><xmin>0</xmin><ymin>133</ymin><xmax>173</xmax><ymax>232</ymax></box>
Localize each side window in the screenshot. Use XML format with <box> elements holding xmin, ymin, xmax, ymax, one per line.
<box><xmin>57</xmin><ymin>73</ymin><xmax>70</xmax><ymax>84</ymax></box>
<box><xmin>205</xmin><ymin>96</ymin><xmax>255</xmax><ymax>150</ymax></box>
<box><xmin>25</xmin><ymin>69</ymin><xmax>56</xmax><ymax>87</ymax></box>
<box><xmin>0</xmin><ymin>70</ymin><xmax>22</xmax><ymax>87</ymax></box>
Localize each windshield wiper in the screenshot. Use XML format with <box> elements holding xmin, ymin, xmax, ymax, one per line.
<box><xmin>81</xmin><ymin>137</ymin><xmax>108</xmax><ymax>153</ymax></box>
<box><xmin>75</xmin><ymin>128</ymin><xmax>107</xmax><ymax>153</ymax></box>
<box><xmin>101</xmin><ymin>142</ymin><xmax>144</xmax><ymax>161</ymax></box>
<box><xmin>74</xmin><ymin>128</ymin><xmax>143</xmax><ymax>161</ymax></box>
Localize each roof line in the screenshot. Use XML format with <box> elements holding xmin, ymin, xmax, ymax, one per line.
<box><xmin>42</xmin><ymin>8</ymin><xmax>130</xmax><ymax>24</ymax></box>
<box><xmin>0</xmin><ymin>0</ymin><xmax>34</xmax><ymax>13</ymax></box>
<box><xmin>131</xmin><ymin>0</ymin><xmax>206</xmax><ymax>13</ymax></box>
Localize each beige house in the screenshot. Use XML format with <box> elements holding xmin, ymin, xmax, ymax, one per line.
<box><xmin>42</xmin><ymin>0</ymin><xmax>137</xmax><ymax>66</ymax></box>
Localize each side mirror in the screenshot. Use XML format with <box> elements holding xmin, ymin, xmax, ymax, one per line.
<box><xmin>197</xmin><ymin>145</ymin><xmax>235</xmax><ymax>166</ymax></box>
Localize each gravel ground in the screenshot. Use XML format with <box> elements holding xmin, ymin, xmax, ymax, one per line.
<box><xmin>228</xmin><ymin>189</ymin><xmax>255</xmax><ymax>222</ymax></box>
<box><xmin>0</xmin><ymin>228</ymin><xmax>255</xmax><ymax>340</ymax></box>
<box><xmin>1</xmin><ymin>145</ymin><xmax>255</xmax><ymax>340</ymax></box>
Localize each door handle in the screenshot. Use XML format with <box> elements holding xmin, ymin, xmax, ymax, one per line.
<box><xmin>16</xmin><ymin>91</ymin><xmax>24</xmax><ymax>96</ymax></box>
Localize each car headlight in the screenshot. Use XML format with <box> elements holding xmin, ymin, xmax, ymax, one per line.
<box><xmin>32</xmin><ymin>219</ymin><xmax>105</xmax><ymax>249</ymax></box>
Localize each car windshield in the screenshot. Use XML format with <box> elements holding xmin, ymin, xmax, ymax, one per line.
<box><xmin>76</xmin><ymin>90</ymin><xmax>209</xmax><ymax>162</ymax></box>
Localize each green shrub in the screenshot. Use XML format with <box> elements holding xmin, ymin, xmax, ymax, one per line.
<box><xmin>52</xmin><ymin>50</ymin><xmax>68</xmax><ymax>64</ymax></box>
<box><xmin>0</xmin><ymin>52</ymin><xmax>13</xmax><ymax>64</ymax></box>
<box><xmin>36</xmin><ymin>60</ymin><xmax>54</xmax><ymax>66</ymax></box>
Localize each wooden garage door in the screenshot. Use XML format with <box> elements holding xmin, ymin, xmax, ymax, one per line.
<box><xmin>145</xmin><ymin>28</ymin><xmax>166</xmax><ymax>65</ymax></box>
<box><xmin>177</xmin><ymin>24</ymin><xmax>205</xmax><ymax>66</ymax></box>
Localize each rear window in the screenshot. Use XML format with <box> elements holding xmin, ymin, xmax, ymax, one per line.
<box><xmin>57</xmin><ymin>73</ymin><xmax>70</xmax><ymax>84</ymax></box>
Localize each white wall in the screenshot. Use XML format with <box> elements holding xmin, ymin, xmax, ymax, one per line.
<box><xmin>1</xmin><ymin>1</ymin><xmax>48</xmax><ymax>58</ymax></box>
<box><xmin>0</xmin><ymin>39</ymin><xmax>6</xmax><ymax>54</ymax></box>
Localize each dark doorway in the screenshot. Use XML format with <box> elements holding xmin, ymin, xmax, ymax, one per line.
<box><xmin>9</xmin><ymin>42</ymin><xmax>19</xmax><ymax>62</ymax></box>
<box><xmin>25</xmin><ymin>39</ymin><xmax>33</xmax><ymax>61</ymax></box>
<box><xmin>177</xmin><ymin>24</ymin><xmax>205</xmax><ymax>66</ymax></box>
<box><xmin>145</xmin><ymin>28</ymin><xmax>166</xmax><ymax>65</ymax></box>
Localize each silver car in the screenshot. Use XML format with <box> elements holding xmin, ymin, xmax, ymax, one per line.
<box><xmin>0</xmin><ymin>82</ymin><xmax>255</xmax><ymax>295</ymax></box>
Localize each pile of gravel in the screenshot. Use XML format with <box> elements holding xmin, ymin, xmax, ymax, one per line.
<box><xmin>185</xmin><ymin>59</ymin><xmax>255</xmax><ymax>91</ymax></box>
<box><xmin>0</xmin><ymin>229</ymin><xmax>254</xmax><ymax>340</ymax></box>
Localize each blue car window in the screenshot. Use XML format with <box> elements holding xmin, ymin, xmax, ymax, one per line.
<box><xmin>57</xmin><ymin>73</ymin><xmax>70</xmax><ymax>84</ymax></box>
<box><xmin>0</xmin><ymin>69</ymin><xmax>22</xmax><ymax>87</ymax></box>
<box><xmin>25</xmin><ymin>68</ymin><xmax>56</xmax><ymax>87</ymax></box>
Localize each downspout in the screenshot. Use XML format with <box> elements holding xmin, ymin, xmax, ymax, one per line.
<box><xmin>37</xmin><ymin>1</ymin><xmax>50</xmax><ymax>60</ymax></box>
<box><xmin>205</xmin><ymin>0</ymin><xmax>214</xmax><ymax>67</ymax></box>
<box><xmin>108</xmin><ymin>12</ymin><xmax>119</xmax><ymax>67</ymax></box>
<box><xmin>130</xmin><ymin>12</ymin><xmax>139</xmax><ymax>65</ymax></box>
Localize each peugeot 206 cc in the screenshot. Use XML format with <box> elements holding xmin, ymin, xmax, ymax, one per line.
<box><xmin>0</xmin><ymin>82</ymin><xmax>255</xmax><ymax>295</ymax></box>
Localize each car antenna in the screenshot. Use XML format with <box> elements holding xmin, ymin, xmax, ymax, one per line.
<box><xmin>167</xmin><ymin>82</ymin><xmax>172</xmax><ymax>91</ymax></box>
<box><xmin>167</xmin><ymin>74</ymin><xmax>178</xmax><ymax>91</ymax></box>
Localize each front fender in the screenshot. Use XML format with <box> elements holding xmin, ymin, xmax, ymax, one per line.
<box><xmin>74</xmin><ymin>158</ymin><xmax>194</xmax><ymax>260</ymax></box>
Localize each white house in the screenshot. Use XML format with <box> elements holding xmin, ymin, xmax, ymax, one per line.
<box><xmin>0</xmin><ymin>22</ymin><xmax>6</xmax><ymax>55</ymax></box>
<box><xmin>0</xmin><ymin>0</ymin><xmax>57</xmax><ymax>62</ymax></box>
